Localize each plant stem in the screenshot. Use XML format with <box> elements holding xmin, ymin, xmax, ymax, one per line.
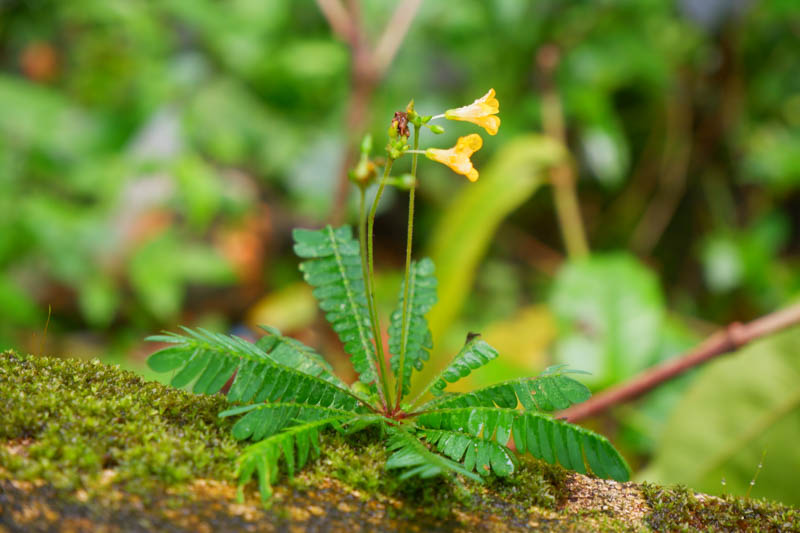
<box><xmin>367</xmin><ymin>159</ymin><xmax>394</xmax><ymax>408</ymax></box>
<box><xmin>395</xmin><ymin>125</ymin><xmax>419</xmax><ymax>408</ymax></box>
<box><xmin>537</xmin><ymin>44</ymin><xmax>589</xmax><ymax>259</ymax></box>
<box><xmin>557</xmin><ymin>301</ymin><xmax>800</xmax><ymax>422</ymax></box>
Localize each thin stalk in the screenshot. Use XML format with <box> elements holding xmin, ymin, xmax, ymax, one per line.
<box><xmin>356</xmin><ymin>185</ymin><xmax>387</xmax><ymax>410</ymax></box>
<box><xmin>367</xmin><ymin>159</ymin><xmax>394</xmax><ymax>408</ymax></box>
<box><xmin>395</xmin><ymin>125</ymin><xmax>419</xmax><ymax>409</ymax></box>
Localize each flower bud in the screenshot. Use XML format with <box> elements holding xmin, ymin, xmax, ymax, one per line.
<box><xmin>397</xmin><ymin>173</ymin><xmax>416</xmax><ymax>190</ymax></box>
<box><xmin>360</xmin><ymin>134</ymin><xmax>373</xmax><ymax>155</ymax></box>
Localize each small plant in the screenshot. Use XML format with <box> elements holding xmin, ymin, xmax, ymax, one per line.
<box><xmin>146</xmin><ymin>90</ymin><xmax>630</xmax><ymax>501</ymax></box>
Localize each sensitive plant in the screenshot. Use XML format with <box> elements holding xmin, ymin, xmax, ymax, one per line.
<box><xmin>146</xmin><ymin>90</ymin><xmax>630</xmax><ymax>501</ymax></box>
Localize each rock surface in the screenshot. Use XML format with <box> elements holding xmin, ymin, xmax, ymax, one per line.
<box><xmin>1</xmin><ymin>351</ymin><xmax>797</xmax><ymax>532</ymax></box>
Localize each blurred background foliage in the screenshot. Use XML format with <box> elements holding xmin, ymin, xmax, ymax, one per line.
<box><xmin>1</xmin><ymin>0</ymin><xmax>799</xmax><ymax>505</ymax></box>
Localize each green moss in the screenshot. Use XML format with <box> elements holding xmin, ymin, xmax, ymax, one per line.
<box><xmin>5</xmin><ymin>350</ymin><xmax>797</xmax><ymax>531</ymax></box>
<box><xmin>641</xmin><ymin>483</ymin><xmax>800</xmax><ymax>532</ymax></box>
<box><xmin>0</xmin><ymin>350</ymin><xmax>243</xmax><ymax>496</ymax></box>
<box><xmin>0</xmin><ymin>349</ymin><xmax>567</xmax><ymax>519</ymax></box>
<box><xmin>297</xmin><ymin>427</ymin><xmax>567</xmax><ymax>520</ymax></box>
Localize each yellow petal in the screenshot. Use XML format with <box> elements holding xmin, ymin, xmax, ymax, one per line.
<box><xmin>444</xmin><ymin>89</ymin><xmax>501</xmax><ymax>135</ymax></box>
<box><xmin>425</xmin><ymin>134</ymin><xmax>483</xmax><ymax>182</ymax></box>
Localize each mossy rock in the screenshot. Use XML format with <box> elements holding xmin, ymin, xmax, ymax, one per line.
<box><xmin>1</xmin><ymin>351</ymin><xmax>797</xmax><ymax>532</ymax></box>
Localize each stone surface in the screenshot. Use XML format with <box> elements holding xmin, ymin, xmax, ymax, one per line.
<box><xmin>1</xmin><ymin>351</ymin><xmax>797</xmax><ymax>532</ymax></box>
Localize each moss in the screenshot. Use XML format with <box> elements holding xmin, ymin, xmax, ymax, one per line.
<box><xmin>296</xmin><ymin>428</ymin><xmax>566</xmax><ymax>520</ymax></box>
<box><xmin>0</xmin><ymin>350</ymin><xmax>243</xmax><ymax>497</ymax></box>
<box><xmin>0</xmin><ymin>350</ymin><xmax>571</xmax><ymax>528</ymax></box>
<box><xmin>3</xmin><ymin>350</ymin><xmax>798</xmax><ymax>532</ymax></box>
<box><xmin>641</xmin><ymin>483</ymin><xmax>800</xmax><ymax>532</ymax></box>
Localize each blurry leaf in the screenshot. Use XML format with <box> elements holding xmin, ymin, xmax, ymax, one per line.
<box><xmin>640</xmin><ymin>327</ymin><xmax>800</xmax><ymax>505</ymax></box>
<box><xmin>286</xmin><ymin>135</ymin><xmax>345</xmax><ymax>219</ymax></box>
<box><xmin>129</xmin><ymin>231</ymin><xmax>234</xmax><ymax>320</ymax></box>
<box><xmin>0</xmin><ymin>275</ymin><xmax>40</xmax><ymax>326</ymax></box>
<box><xmin>274</xmin><ymin>40</ymin><xmax>347</xmax><ymax>83</ymax></box>
<box><xmin>247</xmin><ymin>282</ymin><xmax>317</xmax><ymax>334</ymax></box>
<box><xmin>580</xmin><ymin>124</ymin><xmax>629</xmax><ymax>188</ymax></box>
<box><xmin>129</xmin><ymin>235</ymin><xmax>184</xmax><ymax>320</ymax></box>
<box><xmin>78</xmin><ymin>274</ymin><xmax>120</xmax><ymax>328</ymax></box>
<box><xmin>184</xmin><ymin>79</ymin><xmax>300</xmax><ymax>173</ymax></box>
<box><xmin>743</xmin><ymin>125</ymin><xmax>800</xmax><ymax>190</ymax></box>
<box><xmin>174</xmin><ymin>155</ymin><xmax>223</xmax><ymax>229</ymax></box>
<box><xmin>412</xmin><ymin>135</ymin><xmax>564</xmax><ymax>396</ymax></box>
<box><xmin>702</xmin><ymin>214</ymin><xmax>790</xmax><ymax>304</ymax></box>
<box><xmin>177</xmin><ymin>244</ymin><xmax>236</xmax><ymax>283</ymax></box>
<box><xmin>0</xmin><ymin>75</ymin><xmax>99</xmax><ymax>157</ymax></box>
<box><xmin>550</xmin><ymin>253</ymin><xmax>665</xmax><ymax>388</ymax></box>
<box><xmin>426</xmin><ymin>135</ymin><xmax>566</xmax><ymax>349</ymax></box>
<box><xmin>702</xmin><ymin>237</ymin><xmax>744</xmax><ymax>293</ymax></box>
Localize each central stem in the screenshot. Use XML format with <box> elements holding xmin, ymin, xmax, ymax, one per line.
<box><xmin>367</xmin><ymin>159</ymin><xmax>394</xmax><ymax>409</ymax></box>
<box><xmin>395</xmin><ymin>125</ymin><xmax>419</xmax><ymax>408</ymax></box>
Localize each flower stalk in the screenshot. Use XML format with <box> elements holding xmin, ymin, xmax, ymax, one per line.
<box><xmin>353</xmin><ymin>90</ymin><xmax>499</xmax><ymax>410</ymax></box>
<box><xmin>366</xmin><ymin>159</ymin><xmax>394</xmax><ymax>409</ymax></box>
<box><xmin>395</xmin><ymin>123</ymin><xmax>420</xmax><ymax>409</ymax></box>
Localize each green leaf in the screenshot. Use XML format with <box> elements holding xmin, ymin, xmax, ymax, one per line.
<box><xmin>416</xmin><ymin>406</ymin><xmax>630</xmax><ymax>481</ymax></box>
<box><xmin>422</xmin><ymin>428</ymin><xmax>517</xmax><ymax>478</ymax></box>
<box><xmin>255</xmin><ymin>325</ymin><xmax>348</xmax><ymax>389</ymax></box>
<box><xmin>420</xmin><ymin>337</ymin><xmax>499</xmax><ymax>398</ymax></box>
<box><xmin>385</xmin><ymin>425</ymin><xmax>483</xmax><ymax>482</ymax></box>
<box><xmin>224</xmin><ymin>403</ymin><xmax>364</xmax><ymax>442</ymax></box>
<box><xmin>423</xmin><ymin>135</ymin><xmax>566</xmax><ymax>367</ymax></box>
<box><xmin>146</xmin><ymin>328</ymin><xmax>359</xmax><ymax>410</ymax></box>
<box><xmin>147</xmin><ymin>346</ymin><xmax>188</xmax><ymax>373</ymax></box>
<box><xmin>236</xmin><ymin>413</ymin><xmax>371</xmax><ymax>501</ymax></box>
<box><xmin>421</xmin><ymin>369</ymin><xmax>591</xmax><ymax>412</ymax></box>
<box><xmin>640</xmin><ymin>327</ymin><xmax>800</xmax><ymax>505</ymax></box>
<box><xmin>293</xmin><ymin>225</ymin><xmax>378</xmax><ymax>384</ymax></box>
<box><xmin>389</xmin><ymin>258</ymin><xmax>437</xmax><ymax>396</ymax></box>
<box><xmin>550</xmin><ymin>253</ymin><xmax>665</xmax><ymax>388</ymax></box>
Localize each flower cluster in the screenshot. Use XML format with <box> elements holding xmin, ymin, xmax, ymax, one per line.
<box><xmin>426</xmin><ymin>89</ymin><xmax>500</xmax><ymax>182</ymax></box>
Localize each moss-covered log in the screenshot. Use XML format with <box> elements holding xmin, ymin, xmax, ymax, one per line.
<box><xmin>1</xmin><ymin>351</ymin><xmax>797</xmax><ymax>532</ymax></box>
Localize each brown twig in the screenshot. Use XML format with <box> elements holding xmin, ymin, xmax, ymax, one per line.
<box><xmin>536</xmin><ymin>44</ymin><xmax>589</xmax><ymax>259</ymax></box>
<box><xmin>322</xmin><ymin>0</ymin><xmax>423</xmax><ymax>226</ymax></box>
<box><xmin>315</xmin><ymin>0</ymin><xmax>356</xmax><ymax>43</ymax></box>
<box><xmin>558</xmin><ymin>302</ymin><xmax>800</xmax><ymax>422</ymax></box>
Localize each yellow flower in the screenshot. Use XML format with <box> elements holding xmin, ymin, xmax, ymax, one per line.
<box><xmin>425</xmin><ymin>134</ymin><xmax>483</xmax><ymax>182</ymax></box>
<box><xmin>444</xmin><ymin>88</ymin><xmax>501</xmax><ymax>135</ymax></box>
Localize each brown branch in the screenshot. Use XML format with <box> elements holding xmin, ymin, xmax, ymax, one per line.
<box><xmin>326</xmin><ymin>0</ymin><xmax>422</xmax><ymax>226</ymax></box>
<box><xmin>558</xmin><ymin>302</ymin><xmax>800</xmax><ymax>423</ymax></box>
<box><xmin>373</xmin><ymin>0</ymin><xmax>423</xmax><ymax>77</ymax></box>
<box><xmin>536</xmin><ymin>44</ymin><xmax>589</xmax><ymax>259</ymax></box>
<box><xmin>315</xmin><ymin>0</ymin><xmax>356</xmax><ymax>43</ymax></box>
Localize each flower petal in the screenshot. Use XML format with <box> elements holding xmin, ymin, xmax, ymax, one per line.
<box><xmin>444</xmin><ymin>89</ymin><xmax>500</xmax><ymax>135</ymax></box>
<box><xmin>425</xmin><ymin>134</ymin><xmax>483</xmax><ymax>182</ymax></box>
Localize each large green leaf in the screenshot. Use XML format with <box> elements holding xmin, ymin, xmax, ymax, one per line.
<box><xmin>146</xmin><ymin>327</ymin><xmax>358</xmax><ymax>410</ymax></box>
<box><xmin>423</xmin><ymin>367</ymin><xmax>591</xmax><ymax>412</ymax></box>
<box><xmin>293</xmin><ymin>225</ymin><xmax>378</xmax><ymax>384</ymax></box>
<box><xmin>424</xmin><ymin>135</ymin><xmax>566</xmax><ymax>358</ymax></box>
<box><xmin>640</xmin><ymin>327</ymin><xmax>800</xmax><ymax>505</ymax></box>
<box><xmin>416</xmin><ymin>406</ymin><xmax>630</xmax><ymax>481</ymax></box>
<box><xmin>550</xmin><ymin>253</ymin><xmax>665</xmax><ymax>388</ymax></box>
